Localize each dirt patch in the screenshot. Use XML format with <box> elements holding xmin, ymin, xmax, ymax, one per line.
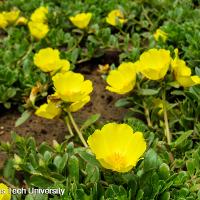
<box><xmin>0</xmin><ymin>69</ymin><xmax>126</xmax><ymax>168</ymax></box>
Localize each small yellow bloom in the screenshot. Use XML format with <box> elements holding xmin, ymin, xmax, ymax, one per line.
<box><xmin>0</xmin><ymin>13</ymin><xmax>8</xmax><ymax>28</ymax></box>
<box><xmin>88</xmin><ymin>123</ymin><xmax>146</xmax><ymax>172</ymax></box>
<box><xmin>69</xmin><ymin>12</ymin><xmax>92</xmax><ymax>29</ymax></box>
<box><xmin>34</xmin><ymin>48</ymin><xmax>70</xmax><ymax>72</ymax></box>
<box><xmin>0</xmin><ymin>183</ymin><xmax>11</xmax><ymax>200</ymax></box>
<box><xmin>138</xmin><ymin>48</ymin><xmax>171</xmax><ymax>80</ymax></box>
<box><xmin>52</xmin><ymin>71</ymin><xmax>93</xmax><ymax>102</ymax></box>
<box><xmin>154</xmin><ymin>29</ymin><xmax>168</xmax><ymax>42</ymax></box>
<box><xmin>30</xmin><ymin>6</ymin><xmax>48</xmax><ymax>23</ymax></box>
<box><xmin>28</xmin><ymin>21</ymin><xmax>49</xmax><ymax>40</ymax></box>
<box><xmin>106</xmin><ymin>9</ymin><xmax>126</xmax><ymax>26</ymax></box>
<box><xmin>35</xmin><ymin>100</ymin><xmax>61</xmax><ymax>119</ymax></box>
<box><xmin>171</xmin><ymin>49</ymin><xmax>200</xmax><ymax>87</ymax></box>
<box><xmin>106</xmin><ymin>62</ymin><xmax>137</xmax><ymax>94</ymax></box>
<box><xmin>69</xmin><ymin>95</ymin><xmax>90</xmax><ymax>112</ymax></box>
<box><xmin>98</xmin><ymin>64</ymin><xmax>110</xmax><ymax>74</ymax></box>
<box><xmin>2</xmin><ymin>10</ymin><xmax>20</xmax><ymax>24</ymax></box>
<box><xmin>34</xmin><ymin>48</ymin><xmax>60</xmax><ymax>72</ymax></box>
<box><xmin>15</xmin><ymin>16</ymin><xmax>28</xmax><ymax>25</ymax></box>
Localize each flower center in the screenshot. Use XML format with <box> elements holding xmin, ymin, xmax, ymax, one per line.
<box><xmin>106</xmin><ymin>152</ymin><xmax>127</xmax><ymax>171</ymax></box>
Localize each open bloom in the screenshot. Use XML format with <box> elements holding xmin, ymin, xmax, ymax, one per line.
<box><xmin>106</xmin><ymin>9</ymin><xmax>126</xmax><ymax>26</ymax></box>
<box><xmin>0</xmin><ymin>183</ymin><xmax>11</xmax><ymax>200</ymax></box>
<box><xmin>137</xmin><ymin>48</ymin><xmax>171</xmax><ymax>80</ymax></box>
<box><xmin>28</xmin><ymin>21</ymin><xmax>49</xmax><ymax>40</ymax></box>
<box><xmin>69</xmin><ymin>12</ymin><xmax>92</xmax><ymax>29</ymax></box>
<box><xmin>106</xmin><ymin>62</ymin><xmax>137</xmax><ymax>94</ymax></box>
<box><xmin>88</xmin><ymin>123</ymin><xmax>146</xmax><ymax>172</ymax></box>
<box><xmin>52</xmin><ymin>71</ymin><xmax>93</xmax><ymax>102</ymax></box>
<box><xmin>30</xmin><ymin>6</ymin><xmax>48</xmax><ymax>23</ymax></box>
<box><xmin>171</xmin><ymin>49</ymin><xmax>200</xmax><ymax>87</ymax></box>
<box><xmin>34</xmin><ymin>48</ymin><xmax>70</xmax><ymax>72</ymax></box>
<box><xmin>154</xmin><ymin>29</ymin><xmax>168</xmax><ymax>42</ymax></box>
<box><xmin>35</xmin><ymin>100</ymin><xmax>61</xmax><ymax>119</ymax></box>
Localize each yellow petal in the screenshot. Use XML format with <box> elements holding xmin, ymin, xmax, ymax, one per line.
<box><xmin>31</xmin><ymin>6</ymin><xmax>48</xmax><ymax>23</ymax></box>
<box><xmin>0</xmin><ymin>183</ymin><xmax>11</xmax><ymax>200</ymax></box>
<box><xmin>34</xmin><ymin>48</ymin><xmax>60</xmax><ymax>72</ymax></box>
<box><xmin>69</xmin><ymin>96</ymin><xmax>90</xmax><ymax>112</ymax></box>
<box><xmin>69</xmin><ymin>12</ymin><xmax>92</xmax><ymax>29</ymax></box>
<box><xmin>3</xmin><ymin>10</ymin><xmax>20</xmax><ymax>24</ymax></box>
<box><xmin>0</xmin><ymin>13</ymin><xmax>8</xmax><ymax>28</ymax></box>
<box><xmin>106</xmin><ymin>9</ymin><xmax>126</xmax><ymax>26</ymax></box>
<box><xmin>138</xmin><ymin>48</ymin><xmax>171</xmax><ymax>80</ymax></box>
<box><xmin>106</xmin><ymin>62</ymin><xmax>136</xmax><ymax>94</ymax></box>
<box><xmin>15</xmin><ymin>16</ymin><xmax>28</xmax><ymax>25</ymax></box>
<box><xmin>154</xmin><ymin>28</ymin><xmax>168</xmax><ymax>42</ymax></box>
<box><xmin>28</xmin><ymin>21</ymin><xmax>49</xmax><ymax>40</ymax></box>
<box><xmin>52</xmin><ymin>71</ymin><xmax>93</xmax><ymax>102</ymax></box>
<box><xmin>35</xmin><ymin>101</ymin><xmax>61</xmax><ymax>119</ymax></box>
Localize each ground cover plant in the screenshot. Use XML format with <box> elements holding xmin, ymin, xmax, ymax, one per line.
<box><xmin>0</xmin><ymin>0</ymin><xmax>200</xmax><ymax>199</ymax></box>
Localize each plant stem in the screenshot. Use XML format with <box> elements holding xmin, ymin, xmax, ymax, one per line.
<box><xmin>143</xmin><ymin>101</ymin><xmax>153</xmax><ymax>128</ymax></box>
<box><xmin>67</xmin><ymin>112</ymin><xmax>88</xmax><ymax>147</ymax></box>
<box><xmin>162</xmin><ymin>88</ymin><xmax>171</xmax><ymax>144</ymax></box>
<box><xmin>64</xmin><ymin>116</ymin><xmax>74</xmax><ymax>137</ymax></box>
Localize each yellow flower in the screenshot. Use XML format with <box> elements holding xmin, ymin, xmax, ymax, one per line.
<box><xmin>15</xmin><ymin>16</ymin><xmax>28</xmax><ymax>25</ymax></box>
<box><xmin>138</xmin><ymin>48</ymin><xmax>171</xmax><ymax>80</ymax></box>
<box><xmin>30</xmin><ymin>6</ymin><xmax>48</xmax><ymax>23</ymax></box>
<box><xmin>0</xmin><ymin>13</ymin><xmax>8</xmax><ymax>28</ymax></box>
<box><xmin>35</xmin><ymin>100</ymin><xmax>61</xmax><ymax>119</ymax></box>
<box><xmin>28</xmin><ymin>21</ymin><xmax>49</xmax><ymax>40</ymax></box>
<box><xmin>69</xmin><ymin>95</ymin><xmax>90</xmax><ymax>112</ymax></box>
<box><xmin>34</xmin><ymin>48</ymin><xmax>60</xmax><ymax>71</ymax></box>
<box><xmin>88</xmin><ymin>123</ymin><xmax>146</xmax><ymax>172</ymax></box>
<box><xmin>52</xmin><ymin>71</ymin><xmax>93</xmax><ymax>102</ymax></box>
<box><xmin>2</xmin><ymin>10</ymin><xmax>20</xmax><ymax>24</ymax></box>
<box><xmin>106</xmin><ymin>9</ymin><xmax>126</xmax><ymax>26</ymax></box>
<box><xmin>171</xmin><ymin>49</ymin><xmax>200</xmax><ymax>87</ymax></box>
<box><xmin>154</xmin><ymin>29</ymin><xmax>168</xmax><ymax>42</ymax></box>
<box><xmin>106</xmin><ymin>62</ymin><xmax>137</xmax><ymax>94</ymax></box>
<box><xmin>34</xmin><ymin>48</ymin><xmax>70</xmax><ymax>72</ymax></box>
<box><xmin>0</xmin><ymin>183</ymin><xmax>11</xmax><ymax>200</ymax></box>
<box><xmin>69</xmin><ymin>12</ymin><xmax>92</xmax><ymax>29</ymax></box>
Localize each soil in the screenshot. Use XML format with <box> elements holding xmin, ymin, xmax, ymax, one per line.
<box><xmin>0</xmin><ymin>67</ymin><xmax>126</xmax><ymax>168</ymax></box>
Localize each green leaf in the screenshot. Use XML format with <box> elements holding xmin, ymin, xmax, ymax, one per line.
<box><xmin>138</xmin><ymin>88</ymin><xmax>160</xmax><ymax>96</ymax></box>
<box><xmin>136</xmin><ymin>189</ymin><xmax>144</xmax><ymax>200</ymax></box>
<box><xmin>53</xmin><ymin>153</ymin><xmax>68</xmax><ymax>173</ymax></box>
<box><xmin>105</xmin><ymin>185</ymin><xmax>127</xmax><ymax>199</ymax></box>
<box><xmin>68</xmin><ymin>155</ymin><xmax>79</xmax><ymax>183</ymax></box>
<box><xmin>15</xmin><ymin>110</ymin><xmax>32</xmax><ymax>127</ymax></box>
<box><xmin>85</xmin><ymin>163</ymin><xmax>100</xmax><ymax>184</ymax></box>
<box><xmin>30</xmin><ymin>175</ymin><xmax>54</xmax><ymax>188</ymax></box>
<box><xmin>81</xmin><ymin>114</ymin><xmax>101</xmax><ymax>130</ymax></box>
<box><xmin>115</xmin><ymin>98</ymin><xmax>131</xmax><ymax>107</ymax></box>
<box><xmin>144</xmin><ymin>149</ymin><xmax>159</xmax><ymax>172</ymax></box>
<box><xmin>186</xmin><ymin>159</ymin><xmax>196</xmax><ymax>176</ymax></box>
<box><xmin>159</xmin><ymin>163</ymin><xmax>170</xmax><ymax>180</ymax></box>
<box><xmin>160</xmin><ymin>192</ymin><xmax>170</xmax><ymax>200</ymax></box>
<box><xmin>171</xmin><ymin>130</ymin><xmax>193</xmax><ymax>148</ymax></box>
<box><xmin>25</xmin><ymin>194</ymin><xmax>48</xmax><ymax>200</ymax></box>
<box><xmin>75</xmin><ymin>148</ymin><xmax>100</xmax><ymax>167</ymax></box>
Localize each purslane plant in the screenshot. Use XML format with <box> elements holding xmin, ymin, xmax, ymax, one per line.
<box><xmin>106</xmin><ymin>48</ymin><xmax>200</xmax><ymax>144</ymax></box>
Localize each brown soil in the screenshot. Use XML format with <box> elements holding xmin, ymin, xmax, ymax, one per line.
<box><xmin>0</xmin><ymin>68</ymin><xmax>126</xmax><ymax>168</ymax></box>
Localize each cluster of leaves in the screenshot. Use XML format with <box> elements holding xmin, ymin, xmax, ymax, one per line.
<box><xmin>0</xmin><ymin>0</ymin><xmax>200</xmax><ymax>107</ymax></box>
<box><xmin>1</xmin><ymin>118</ymin><xmax>200</xmax><ymax>200</ymax></box>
